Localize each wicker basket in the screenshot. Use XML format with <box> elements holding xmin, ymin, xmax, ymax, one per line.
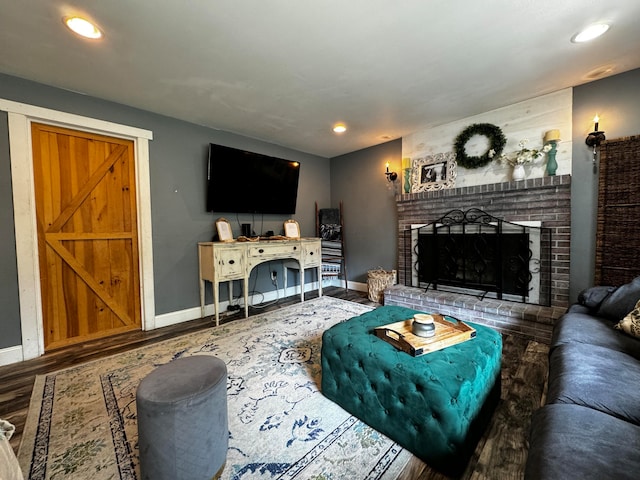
<box><xmin>367</xmin><ymin>268</ymin><xmax>397</xmax><ymax>303</ymax></box>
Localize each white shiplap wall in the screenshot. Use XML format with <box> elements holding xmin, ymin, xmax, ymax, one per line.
<box><xmin>402</xmin><ymin>88</ymin><xmax>573</xmax><ymax>187</ymax></box>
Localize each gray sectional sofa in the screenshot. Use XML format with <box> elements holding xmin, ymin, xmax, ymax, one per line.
<box><xmin>525</xmin><ymin>277</ymin><xmax>640</xmax><ymax>479</ymax></box>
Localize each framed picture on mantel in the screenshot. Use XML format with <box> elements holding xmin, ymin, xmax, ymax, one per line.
<box><xmin>411</xmin><ymin>152</ymin><xmax>457</xmax><ymax>193</ymax></box>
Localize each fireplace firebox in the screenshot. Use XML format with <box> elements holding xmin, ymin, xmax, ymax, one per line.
<box><xmin>405</xmin><ymin>208</ymin><xmax>552</xmax><ymax>305</ymax></box>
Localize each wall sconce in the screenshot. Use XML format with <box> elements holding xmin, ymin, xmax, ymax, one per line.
<box><xmin>385</xmin><ymin>162</ymin><xmax>398</xmax><ymax>182</ymax></box>
<box><xmin>585</xmin><ymin>114</ymin><xmax>606</xmax><ymax>166</ymax></box>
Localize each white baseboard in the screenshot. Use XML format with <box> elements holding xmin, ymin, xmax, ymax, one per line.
<box><xmin>154</xmin><ymin>280</ymin><xmax>325</xmax><ymax>329</ymax></box>
<box><xmin>348</xmin><ymin>280</ymin><xmax>367</xmax><ymax>292</ymax></box>
<box><xmin>0</xmin><ymin>345</ymin><xmax>24</xmax><ymax>367</ymax></box>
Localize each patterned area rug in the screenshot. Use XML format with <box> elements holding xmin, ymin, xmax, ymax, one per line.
<box><xmin>18</xmin><ymin>297</ymin><xmax>415</xmax><ymax>479</ymax></box>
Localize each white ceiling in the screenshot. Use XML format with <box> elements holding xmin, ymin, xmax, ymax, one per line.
<box><xmin>1</xmin><ymin>1</ymin><xmax>639</xmax><ymax>158</ymax></box>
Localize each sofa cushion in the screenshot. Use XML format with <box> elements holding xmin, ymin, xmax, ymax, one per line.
<box><xmin>550</xmin><ymin>309</ymin><xmax>640</xmax><ymax>360</ymax></box>
<box><xmin>525</xmin><ymin>404</ymin><xmax>640</xmax><ymax>480</ymax></box>
<box><xmin>615</xmin><ymin>299</ymin><xmax>640</xmax><ymax>339</ymax></box>
<box><xmin>547</xmin><ymin>342</ymin><xmax>640</xmax><ymax>425</ymax></box>
<box><xmin>597</xmin><ymin>276</ymin><xmax>640</xmax><ymax>321</ymax></box>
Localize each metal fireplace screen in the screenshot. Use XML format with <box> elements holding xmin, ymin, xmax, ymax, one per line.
<box><xmin>405</xmin><ymin>208</ymin><xmax>552</xmax><ymax>305</ymax></box>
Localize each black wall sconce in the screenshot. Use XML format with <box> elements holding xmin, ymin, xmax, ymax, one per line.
<box><xmin>585</xmin><ymin>114</ymin><xmax>606</xmax><ymax>167</ymax></box>
<box><xmin>385</xmin><ymin>162</ymin><xmax>397</xmax><ymax>182</ymax></box>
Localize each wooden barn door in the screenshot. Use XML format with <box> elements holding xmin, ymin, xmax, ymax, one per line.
<box><xmin>31</xmin><ymin>123</ymin><xmax>142</xmax><ymax>350</ymax></box>
<box><xmin>595</xmin><ymin>135</ymin><xmax>640</xmax><ymax>286</ymax></box>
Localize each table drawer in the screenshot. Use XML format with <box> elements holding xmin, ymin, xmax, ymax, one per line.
<box><xmin>248</xmin><ymin>243</ymin><xmax>300</xmax><ymax>258</ymax></box>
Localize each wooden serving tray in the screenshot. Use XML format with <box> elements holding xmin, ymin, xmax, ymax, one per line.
<box><xmin>373</xmin><ymin>314</ymin><xmax>476</xmax><ymax>357</ymax></box>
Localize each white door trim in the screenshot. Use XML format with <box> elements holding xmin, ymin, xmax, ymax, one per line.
<box><xmin>0</xmin><ymin>98</ymin><xmax>155</xmax><ymax>361</ymax></box>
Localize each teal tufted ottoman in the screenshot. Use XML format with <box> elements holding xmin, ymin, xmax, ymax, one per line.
<box><xmin>321</xmin><ymin>306</ymin><xmax>502</xmax><ymax>476</ymax></box>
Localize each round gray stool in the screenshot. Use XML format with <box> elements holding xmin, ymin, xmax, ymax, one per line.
<box><xmin>136</xmin><ymin>355</ymin><xmax>228</xmax><ymax>480</ymax></box>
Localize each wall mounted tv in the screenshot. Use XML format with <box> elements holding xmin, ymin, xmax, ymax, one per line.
<box><xmin>206</xmin><ymin>143</ymin><xmax>300</xmax><ymax>215</ymax></box>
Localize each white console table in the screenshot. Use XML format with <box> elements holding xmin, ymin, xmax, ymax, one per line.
<box><xmin>198</xmin><ymin>238</ymin><xmax>322</xmax><ymax>325</ymax></box>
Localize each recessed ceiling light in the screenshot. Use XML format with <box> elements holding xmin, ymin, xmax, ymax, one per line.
<box><xmin>333</xmin><ymin>124</ymin><xmax>347</xmax><ymax>134</ymax></box>
<box><xmin>63</xmin><ymin>16</ymin><xmax>103</xmax><ymax>39</ymax></box>
<box><xmin>572</xmin><ymin>23</ymin><xmax>610</xmax><ymax>43</ymax></box>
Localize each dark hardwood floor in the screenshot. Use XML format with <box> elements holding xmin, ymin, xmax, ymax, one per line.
<box><xmin>0</xmin><ymin>287</ymin><xmax>376</xmax><ymax>453</ymax></box>
<box><xmin>1</xmin><ymin>287</ymin><xmax>548</xmax><ymax>479</ymax></box>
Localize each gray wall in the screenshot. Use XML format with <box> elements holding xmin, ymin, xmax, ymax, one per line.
<box><xmin>570</xmin><ymin>68</ymin><xmax>640</xmax><ymax>301</ymax></box>
<box><xmin>0</xmin><ymin>73</ymin><xmax>329</xmax><ymax>349</ymax></box>
<box><xmin>330</xmin><ymin>139</ymin><xmax>401</xmax><ymax>283</ymax></box>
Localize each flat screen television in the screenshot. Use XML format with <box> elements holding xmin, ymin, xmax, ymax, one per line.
<box><xmin>206</xmin><ymin>143</ymin><xmax>300</xmax><ymax>214</ymax></box>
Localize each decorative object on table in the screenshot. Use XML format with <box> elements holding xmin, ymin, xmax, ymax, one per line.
<box><xmin>412</xmin><ymin>313</ymin><xmax>436</xmax><ymax>337</ymax></box>
<box><xmin>500</xmin><ymin>139</ymin><xmax>552</xmax><ymax>181</ymax></box>
<box><xmin>585</xmin><ymin>114</ymin><xmax>606</xmax><ymax>171</ymax></box>
<box><xmin>402</xmin><ymin>157</ymin><xmax>412</xmax><ymax>193</ymax></box>
<box><xmin>410</xmin><ymin>152</ymin><xmax>457</xmax><ymax>192</ymax></box>
<box><xmin>544</xmin><ymin>129</ymin><xmax>561</xmax><ymax>176</ymax></box>
<box><xmin>384</xmin><ymin>162</ymin><xmax>398</xmax><ymax>182</ymax></box>
<box><xmin>283</xmin><ymin>219</ymin><xmax>301</xmax><ymax>239</ymax></box>
<box><xmin>215</xmin><ymin>217</ymin><xmax>234</xmax><ymax>242</ymax></box>
<box><xmin>367</xmin><ymin>267</ymin><xmax>396</xmax><ymax>303</ymax></box>
<box><xmin>453</xmin><ymin>123</ymin><xmax>507</xmax><ymax>169</ymax></box>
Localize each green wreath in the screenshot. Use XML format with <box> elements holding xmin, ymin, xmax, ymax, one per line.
<box><xmin>453</xmin><ymin>123</ymin><xmax>507</xmax><ymax>169</ymax></box>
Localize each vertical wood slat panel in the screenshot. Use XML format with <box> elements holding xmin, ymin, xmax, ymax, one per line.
<box><xmin>31</xmin><ymin>123</ymin><xmax>141</xmax><ymax>350</ymax></box>
<box><xmin>68</xmin><ymin>136</ymin><xmax>89</xmax><ymax>336</ymax></box>
<box><xmin>595</xmin><ymin>135</ymin><xmax>640</xmax><ymax>286</ymax></box>
<box><xmin>47</xmin><ymin>131</ymin><xmax>66</xmax><ymax>344</ymax></box>
<box><xmin>108</xmin><ymin>144</ymin><xmax>127</xmax><ymax>330</ymax></box>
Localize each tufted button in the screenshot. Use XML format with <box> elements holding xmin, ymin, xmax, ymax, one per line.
<box><xmin>399</xmin><ymin>397</ymin><xmax>406</xmax><ymax>404</ymax></box>
<box><xmin>385</xmin><ymin>409</ymin><xmax>390</xmax><ymax>415</ymax></box>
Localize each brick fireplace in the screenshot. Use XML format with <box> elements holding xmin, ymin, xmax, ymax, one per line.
<box><xmin>384</xmin><ymin>174</ymin><xmax>571</xmax><ymax>343</ymax></box>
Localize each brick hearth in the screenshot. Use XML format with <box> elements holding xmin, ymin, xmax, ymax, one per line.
<box><xmin>387</xmin><ymin>174</ymin><xmax>571</xmax><ymax>343</ymax></box>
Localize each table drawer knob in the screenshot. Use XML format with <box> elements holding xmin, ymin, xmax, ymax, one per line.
<box><xmin>228</xmin><ymin>260</ymin><xmax>235</xmax><ymax>265</ymax></box>
<box><xmin>259</xmin><ymin>248</ymin><xmax>264</xmax><ymax>253</ymax></box>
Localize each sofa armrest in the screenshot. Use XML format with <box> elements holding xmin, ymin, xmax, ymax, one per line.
<box><xmin>577</xmin><ymin>285</ymin><xmax>616</xmax><ymax>311</ymax></box>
